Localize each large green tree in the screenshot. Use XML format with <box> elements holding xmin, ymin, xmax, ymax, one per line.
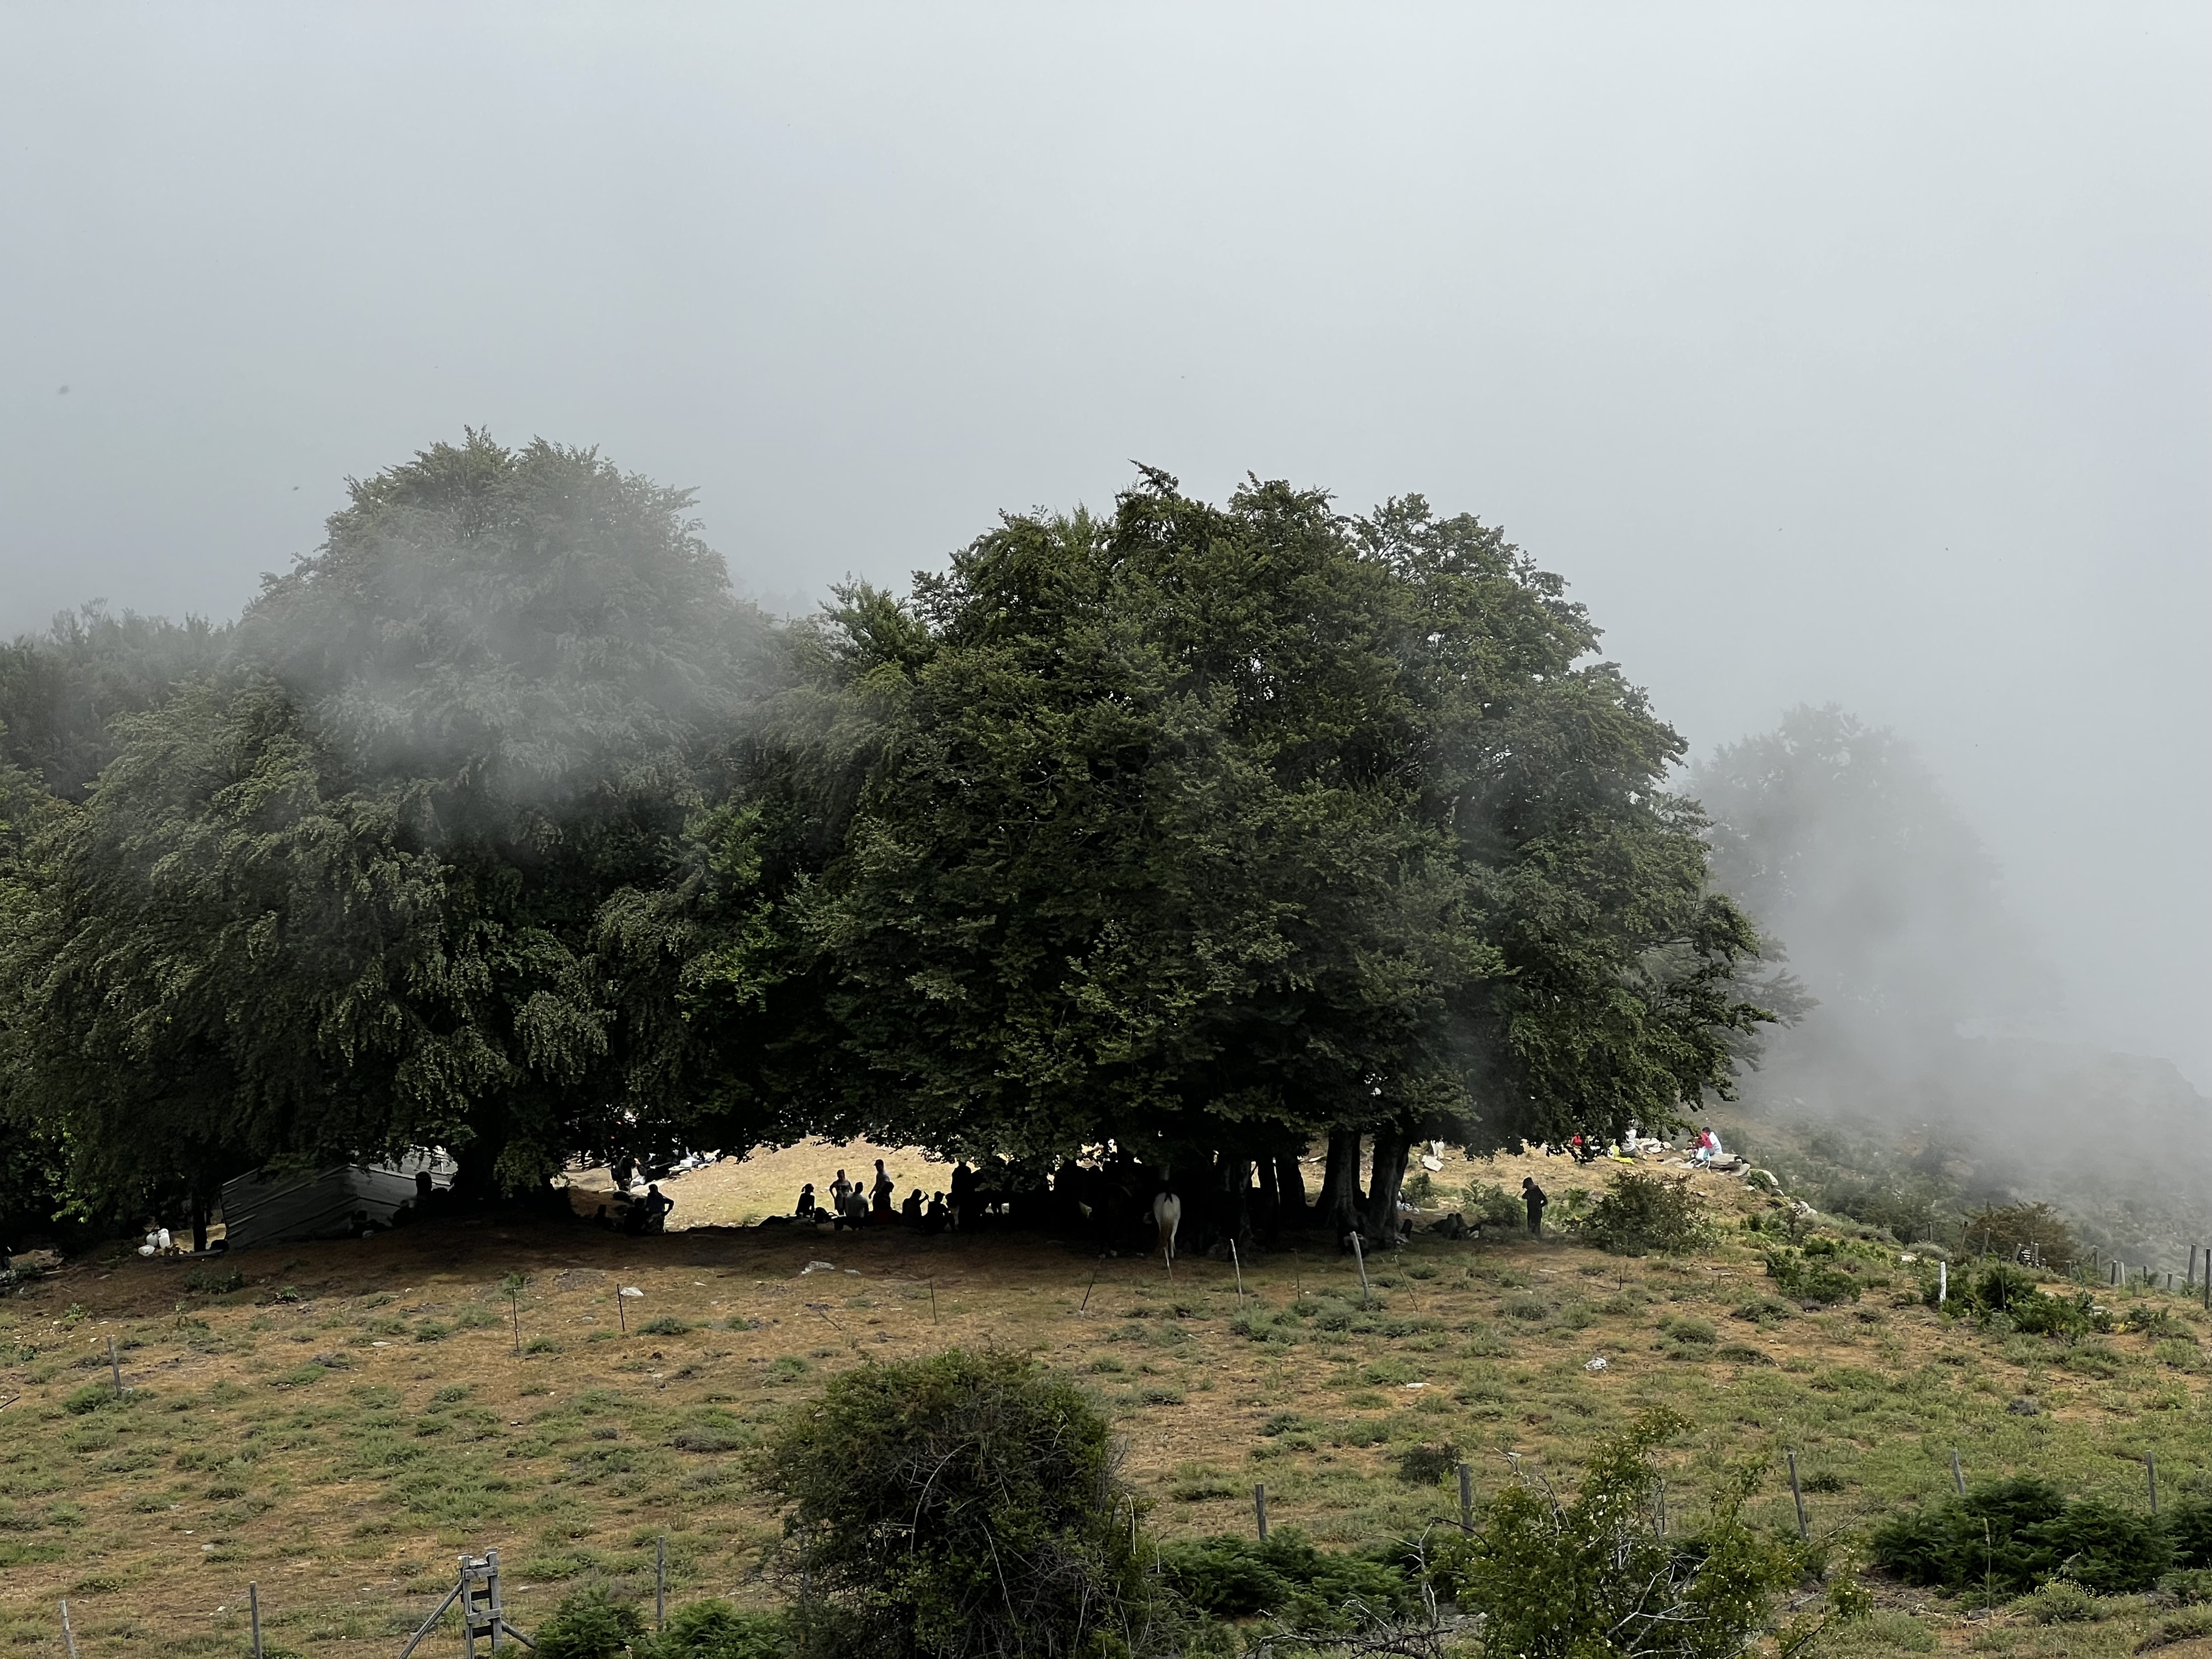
<box><xmin>723</xmin><ymin>471</ymin><xmax>1771</xmax><ymax>1241</ymax></box>
<box><xmin>0</xmin><ymin>434</ymin><xmax>774</xmax><ymax>1216</ymax></box>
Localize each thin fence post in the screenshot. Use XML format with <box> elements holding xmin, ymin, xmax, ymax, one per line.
<box><xmin>656</xmin><ymin>1536</ymin><xmax>667</xmax><ymax>1629</ymax></box>
<box><xmin>2111</xmin><ymin>1261</ymin><xmax>2120</xmax><ymax>1287</ymax></box>
<box><xmin>1458</xmin><ymin>1462</ymin><xmax>1474</xmax><ymax>1535</ymax></box>
<box><xmin>2150</xmin><ymin>1454</ymin><xmax>2160</xmax><ymax>1516</ymax></box>
<box><xmin>1253</xmin><ymin>1483</ymin><xmax>1269</xmax><ymax>1541</ymax></box>
<box><xmin>2190</xmin><ymin>1245</ymin><xmax>2197</xmax><ymax>1290</ymax></box>
<box><xmin>930</xmin><ymin>1280</ymin><xmax>938</xmax><ymax>1324</ymax></box>
<box><xmin>1351</xmin><ymin>1233</ymin><xmax>1372</xmax><ymax>1307</ymax></box>
<box><xmin>107</xmin><ymin>1336</ymin><xmax>121</xmax><ymax>1396</ymax></box>
<box><xmin>59</xmin><ymin>1599</ymin><xmax>78</xmax><ymax>1659</ymax></box>
<box><xmin>1079</xmin><ymin>1263</ymin><xmax>1099</xmax><ymax>1316</ymax></box>
<box><xmin>1952</xmin><ymin>1448</ymin><xmax>1966</xmax><ymax>1495</ymax></box>
<box><xmin>250</xmin><ymin>1581</ymin><xmax>262</xmax><ymax>1659</ymax></box>
<box><xmin>1937</xmin><ymin>1260</ymin><xmax>1947</xmax><ymax>1306</ymax></box>
<box><xmin>1787</xmin><ymin>1451</ymin><xmax>1809</xmax><ymax>1541</ymax></box>
<box><xmin>1230</xmin><ymin>1242</ymin><xmax>1244</xmax><ymax>1306</ymax></box>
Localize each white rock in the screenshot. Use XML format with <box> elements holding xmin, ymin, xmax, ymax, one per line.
<box><xmin>1585</xmin><ymin>1356</ymin><xmax>1609</xmax><ymax>1372</ymax></box>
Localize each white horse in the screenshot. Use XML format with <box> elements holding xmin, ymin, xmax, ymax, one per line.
<box><xmin>1152</xmin><ymin>1190</ymin><xmax>1182</xmax><ymax>1269</ymax></box>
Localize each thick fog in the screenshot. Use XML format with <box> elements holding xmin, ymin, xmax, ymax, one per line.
<box><xmin>2</xmin><ymin>5</ymin><xmax>2206</xmax><ymax>1088</ymax></box>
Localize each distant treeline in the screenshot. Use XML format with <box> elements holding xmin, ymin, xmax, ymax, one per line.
<box><xmin>0</xmin><ymin>435</ymin><xmax>1780</xmax><ymax>1249</ymax></box>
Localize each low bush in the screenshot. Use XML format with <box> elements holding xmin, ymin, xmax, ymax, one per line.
<box><xmin>1870</xmin><ymin>1479</ymin><xmax>2170</xmax><ymax>1595</ymax></box>
<box><xmin>1764</xmin><ymin>1249</ymin><xmax>1861</xmax><ymax>1307</ymax></box>
<box><xmin>1578</xmin><ymin>1173</ymin><xmax>1714</xmax><ymax>1256</ymax></box>
<box><xmin>1392</xmin><ymin>1442</ymin><xmax>1462</xmax><ymax>1486</ymax></box>
<box><xmin>535</xmin><ymin>1587</ymin><xmax>646</xmax><ymax>1658</ymax></box>
<box><xmin>1461</xmin><ymin>1181</ymin><xmax>1525</xmax><ymax>1232</ymax></box>
<box><xmin>62</xmin><ymin>1383</ymin><xmax>117</xmax><ymax>1415</ymax></box>
<box><xmin>2014</xmin><ymin>1580</ymin><xmax>2103</xmax><ymax>1624</ymax></box>
<box><xmin>1158</xmin><ymin>1531</ymin><xmax>1415</xmax><ymax>1633</ymax></box>
<box><xmin>638</xmin><ymin>1316</ymin><xmax>692</xmax><ymax>1337</ymax></box>
<box><xmin>647</xmin><ymin>1599</ymin><xmax>791</xmax><ymax>1658</ymax></box>
<box><xmin>1435</xmin><ymin>1409</ymin><xmax>1856</xmax><ymax>1656</ymax></box>
<box><xmin>757</xmin><ymin>1347</ymin><xmax>1175</xmax><ymax>1657</ymax></box>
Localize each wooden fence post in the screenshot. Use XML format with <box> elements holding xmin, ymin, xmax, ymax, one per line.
<box><xmin>250</xmin><ymin>1581</ymin><xmax>262</xmax><ymax>1659</ymax></box>
<box><xmin>1952</xmin><ymin>1448</ymin><xmax>1966</xmax><ymax>1495</ymax></box>
<box><xmin>1788</xmin><ymin>1451</ymin><xmax>1809</xmax><ymax>1541</ymax></box>
<box><xmin>1458</xmin><ymin>1462</ymin><xmax>1474</xmax><ymax>1535</ymax></box>
<box><xmin>1254</xmin><ymin>1484</ymin><xmax>1269</xmax><ymax>1541</ymax></box>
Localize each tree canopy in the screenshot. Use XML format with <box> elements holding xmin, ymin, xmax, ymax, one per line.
<box><xmin>0</xmin><ymin>442</ymin><xmax>1775</xmax><ymax>1244</ymax></box>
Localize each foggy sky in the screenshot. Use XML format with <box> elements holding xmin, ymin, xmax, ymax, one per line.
<box><xmin>3</xmin><ymin>4</ymin><xmax>2206</xmax><ymax>1086</ymax></box>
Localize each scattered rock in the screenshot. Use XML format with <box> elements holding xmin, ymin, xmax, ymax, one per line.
<box><xmin>2008</xmin><ymin>1396</ymin><xmax>2041</xmax><ymax>1416</ymax></box>
<box><xmin>1585</xmin><ymin>1356</ymin><xmax>1609</xmax><ymax>1372</ymax></box>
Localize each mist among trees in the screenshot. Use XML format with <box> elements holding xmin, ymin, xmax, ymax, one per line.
<box><xmin>0</xmin><ymin>436</ymin><xmax>1782</xmax><ymax>1249</ymax></box>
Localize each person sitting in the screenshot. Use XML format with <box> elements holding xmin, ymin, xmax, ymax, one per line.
<box><xmin>924</xmin><ymin>1192</ymin><xmax>949</xmax><ymax>1235</ymax></box>
<box><xmin>900</xmin><ymin>1188</ymin><xmax>924</xmax><ymax>1225</ymax></box>
<box><xmin>795</xmin><ymin>1183</ymin><xmax>818</xmax><ymax>1221</ymax></box>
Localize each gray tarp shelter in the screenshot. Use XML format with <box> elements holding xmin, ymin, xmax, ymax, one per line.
<box><xmin>217</xmin><ymin>1151</ymin><xmax>456</xmax><ymax>1250</ymax></box>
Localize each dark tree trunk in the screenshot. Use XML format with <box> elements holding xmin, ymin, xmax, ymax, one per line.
<box><xmin>1321</xmin><ymin>1129</ymin><xmax>1364</xmax><ymax>1242</ymax></box>
<box><xmin>190</xmin><ymin>1195</ymin><xmax>210</xmax><ymax>1255</ymax></box>
<box><xmin>1362</xmin><ymin>1126</ymin><xmax>1412</xmax><ymax>1247</ymax></box>
<box><xmin>1274</xmin><ymin>1151</ymin><xmax>1308</xmax><ymax>1226</ymax></box>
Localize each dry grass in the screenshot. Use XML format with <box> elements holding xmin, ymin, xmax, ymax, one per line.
<box><xmin>4</xmin><ymin>1144</ymin><xmax>2210</xmax><ymax>1656</ymax></box>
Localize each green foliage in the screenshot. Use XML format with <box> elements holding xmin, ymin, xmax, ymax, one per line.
<box><xmin>755</xmin><ymin>1347</ymin><xmax>1173</xmax><ymax>1657</ymax></box>
<box><xmin>1941</xmin><ymin>1264</ymin><xmax>2095</xmax><ymax>1335</ymax></box>
<box><xmin>1764</xmin><ymin>1248</ymin><xmax>1862</xmax><ymax>1306</ymax></box>
<box><xmin>642</xmin><ymin>1599</ymin><xmax>791</xmax><ymax>1658</ymax></box>
<box><xmin>1577</xmin><ymin>1171</ymin><xmax>1714</xmax><ymax>1256</ymax></box>
<box><xmin>1156</xmin><ymin>1531</ymin><xmax>1415</xmax><ymax>1634</ymax></box>
<box><xmin>790</xmin><ymin>473</ymin><xmax>1772</xmax><ymax>1164</ymax></box>
<box><xmin>1870</xmin><ymin>1479</ymin><xmax>2171</xmax><ymax>1595</ymax></box>
<box><xmin>62</xmin><ymin>1382</ymin><xmax>117</xmax><ymax>1415</ymax></box>
<box><xmin>1436</xmin><ymin>1408</ymin><xmax>1850</xmax><ymax>1658</ymax></box>
<box><xmin>1461</xmin><ymin>1181</ymin><xmax>1525</xmax><ymax>1230</ymax></box>
<box><xmin>0</xmin><ymin>433</ymin><xmax>776</xmax><ymax>1213</ymax></box>
<box><xmin>535</xmin><ymin>1586</ymin><xmax>647</xmax><ymax>1659</ymax></box>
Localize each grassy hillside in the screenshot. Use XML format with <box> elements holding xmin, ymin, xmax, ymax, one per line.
<box><xmin>6</xmin><ymin>1149</ymin><xmax>2212</xmax><ymax>1656</ymax></box>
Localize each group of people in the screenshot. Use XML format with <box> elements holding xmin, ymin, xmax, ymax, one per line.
<box><xmin>793</xmin><ymin>1158</ymin><xmax>958</xmax><ymax>1233</ymax></box>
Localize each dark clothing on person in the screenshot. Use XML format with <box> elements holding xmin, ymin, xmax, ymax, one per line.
<box><xmin>1522</xmin><ymin>1178</ymin><xmax>1548</xmax><ymax>1239</ymax></box>
<box><xmin>900</xmin><ymin>1190</ymin><xmax>924</xmax><ymax>1224</ymax></box>
<box><xmin>795</xmin><ymin>1185</ymin><xmax>817</xmax><ymax>1220</ymax></box>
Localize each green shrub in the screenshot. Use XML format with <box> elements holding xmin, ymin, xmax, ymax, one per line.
<box><xmin>535</xmin><ymin>1586</ymin><xmax>646</xmax><ymax>1658</ymax></box>
<box><xmin>1577</xmin><ymin>1173</ymin><xmax>1713</xmax><ymax>1256</ymax></box>
<box><xmin>2158</xmin><ymin>1567</ymin><xmax>2212</xmax><ymax>1604</ymax></box>
<box><xmin>1392</xmin><ymin>1442</ymin><xmax>1462</xmax><ymax>1486</ymax></box>
<box><xmin>756</xmin><ymin>1347</ymin><xmax>1175</xmax><ymax>1657</ymax></box>
<box><xmin>2014</xmin><ymin>1580</ymin><xmax>2102</xmax><ymax>1624</ymax></box>
<box><xmin>1870</xmin><ymin>1479</ymin><xmax>2169</xmax><ymax>1595</ymax></box>
<box><xmin>1158</xmin><ymin>1532</ymin><xmax>1413</xmax><ymax>1635</ymax></box>
<box><xmin>1435</xmin><ymin>1409</ymin><xmax>1855</xmax><ymax>1656</ymax></box>
<box><xmin>642</xmin><ymin>1598</ymin><xmax>790</xmax><ymax>1658</ymax></box>
<box><xmin>62</xmin><ymin>1383</ymin><xmax>116</xmax><ymax>1415</ymax></box>
<box><xmin>2145</xmin><ymin>1606</ymin><xmax>2212</xmax><ymax>1650</ymax></box>
<box><xmin>639</xmin><ymin>1316</ymin><xmax>692</xmax><ymax>1337</ymax></box>
<box><xmin>184</xmin><ymin>1265</ymin><xmax>243</xmax><ymax>1295</ymax></box>
<box><xmin>1764</xmin><ymin>1250</ymin><xmax>1861</xmax><ymax>1307</ymax></box>
<box><xmin>1461</xmin><ymin>1181</ymin><xmax>1525</xmax><ymax>1231</ymax></box>
<box><xmin>2164</xmin><ymin>1500</ymin><xmax>2212</xmax><ymax>1569</ymax></box>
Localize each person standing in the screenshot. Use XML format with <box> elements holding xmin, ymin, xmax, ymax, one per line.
<box><xmin>1522</xmin><ymin>1176</ymin><xmax>1548</xmax><ymax>1239</ymax></box>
